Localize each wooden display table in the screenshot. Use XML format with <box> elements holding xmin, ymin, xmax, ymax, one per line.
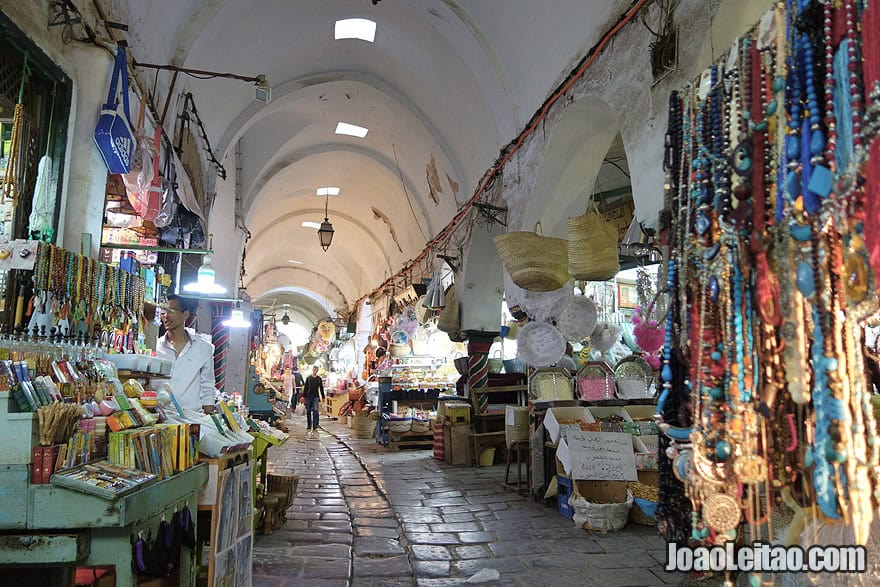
<box><xmin>10</xmin><ymin>464</ymin><xmax>208</xmax><ymax>586</ymax></box>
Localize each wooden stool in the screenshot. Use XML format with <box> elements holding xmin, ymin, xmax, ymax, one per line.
<box><xmin>504</xmin><ymin>440</ymin><xmax>530</xmax><ymax>495</ymax></box>
<box><xmin>260</xmin><ymin>495</ymin><xmax>279</xmax><ymax>535</ymax></box>
<box><xmin>266</xmin><ymin>491</ymin><xmax>288</xmax><ymax>530</ymax></box>
<box><xmin>267</xmin><ymin>473</ymin><xmax>299</xmax><ymax>510</ymax></box>
<box><xmin>469</xmin><ymin>431</ymin><xmax>506</xmax><ymax>467</ymax></box>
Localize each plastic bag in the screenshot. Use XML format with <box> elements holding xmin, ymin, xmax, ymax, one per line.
<box><xmin>295</xmin><ymin>402</ymin><xmax>306</xmax><ymax>416</ymax></box>
<box><xmin>154</xmin><ymin>150</ymin><xmax>178</xmax><ymax>228</ymax></box>
<box><xmin>122</xmin><ymin>129</ymin><xmax>154</xmax><ymax>196</ymax></box>
<box><xmin>122</xmin><ymin>100</ymin><xmax>155</xmax><ymax>200</ymax></box>
<box><xmin>570</xmin><ymin>490</ymin><xmax>633</xmax><ymax>532</ymax></box>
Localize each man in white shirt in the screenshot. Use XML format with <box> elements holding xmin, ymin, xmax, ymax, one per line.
<box><xmin>155</xmin><ymin>294</ymin><xmax>217</xmax><ymax>414</ymax></box>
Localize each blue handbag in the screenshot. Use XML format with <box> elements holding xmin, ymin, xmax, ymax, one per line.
<box><xmin>93</xmin><ymin>44</ymin><xmax>134</xmax><ymax>174</ymax></box>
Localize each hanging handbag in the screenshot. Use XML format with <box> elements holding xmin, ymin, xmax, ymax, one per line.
<box><xmin>93</xmin><ymin>43</ymin><xmax>135</xmax><ymax>174</ymax></box>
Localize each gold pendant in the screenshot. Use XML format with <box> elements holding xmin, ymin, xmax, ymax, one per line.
<box><xmin>734</xmin><ymin>454</ymin><xmax>768</xmax><ymax>484</ymax></box>
<box><xmin>844</xmin><ymin>251</ymin><xmax>868</xmax><ymax>304</ymax></box>
<box><xmin>703</xmin><ymin>493</ymin><xmax>742</xmax><ymax>533</ymax></box>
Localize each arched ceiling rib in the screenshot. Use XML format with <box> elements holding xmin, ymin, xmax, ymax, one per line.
<box><xmin>243</xmin><ymin>144</ymin><xmax>436</xmax><ymax>240</ymax></box>
<box><xmin>120</xmin><ymin>0</ymin><xmax>638</xmax><ymax>309</ymax></box>
<box><xmin>257</xmin><ymin>287</ymin><xmax>339</xmax><ymax>320</ymax></box>
<box><xmin>245</xmin><ymin>213</ymin><xmax>391</xmax><ymax>298</ymax></box>
<box><xmin>246</xmin><ymin>267</ymin><xmax>348</xmax><ymax>314</ymax></box>
<box><xmin>247</xmin><ymin>210</ymin><xmax>394</xmax><ymax>275</ymax></box>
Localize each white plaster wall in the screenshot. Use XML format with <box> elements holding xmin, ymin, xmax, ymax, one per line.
<box><xmin>458</xmin><ymin>222</ymin><xmax>504</xmax><ymax>333</ymax></box>
<box><xmin>501</xmin><ymin>0</ymin><xmax>777</xmax><ymax>231</ymax></box>
<box><xmin>207</xmin><ymin>149</ymin><xmax>244</xmax><ymax>295</ymax></box>
<box><xmin>1</xmin><ymin>1</ymin><xmax>110</xmax><ymax>256</ymax></box>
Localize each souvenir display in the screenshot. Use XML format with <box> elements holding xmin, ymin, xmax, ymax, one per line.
<box><xmin>30</xmin><ymin>243</ymin><xmax>146</xmax><ymax>353</ymax></box>
<box><xmin>528</xmin><ymin>367</ymin><xmax>574</xmax><ymax>402</ymax></box>
<box><xmin>576</xmin><ymin>361</ymin><xmax>616</xmax><ymax>401</ymax></box>
<box><xmin>656</xmin><ymin>3</ymin><xmax>880</xmax><ymax>576</ymax></box>
<box><xmin>50</xmin><ymin>460</ymin><xmax>157</xmax><ymax>500</ymax></box>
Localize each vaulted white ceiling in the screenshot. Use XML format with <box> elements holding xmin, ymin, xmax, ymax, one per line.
<box><xmin>119</xmin><ymin>0</ymin><xmax>633</xmax><ymax>321</ymax></box>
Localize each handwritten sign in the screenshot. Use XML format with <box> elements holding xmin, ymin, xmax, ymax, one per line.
<box><xmin>564</xmin><ymin>431</ymin><xmax>638</xmax><ymax>481</ymax></box>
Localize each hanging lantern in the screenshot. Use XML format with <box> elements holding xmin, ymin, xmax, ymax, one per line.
<box><xmin>318</xmin><ymin>192</ymin><xmax>334</xmax><ymax>251</ymax></box>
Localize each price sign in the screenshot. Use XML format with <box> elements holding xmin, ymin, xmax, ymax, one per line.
<box><xmin>564</xmin><ymin>430</ymin><xmax>637</xmax><ymax>481</ymax></box>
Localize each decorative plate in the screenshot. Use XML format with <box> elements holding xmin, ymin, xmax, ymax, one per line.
<box><xmin>516</xmin><ymin>321</ymin><xmax>566</xmax><ymax>367</ymax></box>
<box><xmin>553</xmin><ymin>295</ymin><xmax>598</xmax><ymax>342</ymax></box>
<box><xmin>390</xmin><ymin>330</ymin><xmax>409</xmax><ymax>345</ymax></box>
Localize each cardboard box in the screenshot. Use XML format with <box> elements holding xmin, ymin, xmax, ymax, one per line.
<box><xmin>573</xmin><ymin>480</ymin><xmax>628</xmax><ymax>504</ymax></box>
<box><xmin>544</xmin><ymin>407</ymin><xmax>595</xmax><ymax>443</ymax></box>
<box><xmin>632</xmin><ymin>435</ymin><xmax>657</xmax><ymax>471</ymax></box>
<box><xmin>444</xmin><ymin>403</ymin><xmax>471</xmax><ymax>425</ymax></box>
<box><xmin>556</xmin><ymin>457</ymin><xmax>566</xmax><ymax>477</ymax></box>
<box><xmin>624</xmin><ymin>405</ymin><xmax>657</xmax><ymax>422</ymax></box>
<box><xmin>637</xmin><ymin>470</ymin><xmax>659</xmax><ymax>486</ymax></box>
<box><xmin>446</xmin><ymin>423</ymin><xmax>472</xmax><ymax>466</ymax></box>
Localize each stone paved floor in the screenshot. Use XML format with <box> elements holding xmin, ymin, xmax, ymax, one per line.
<box><xmin>253</xmin><ymin>414</ymin><xmax>684</xmax><ymax>586</ymax></box>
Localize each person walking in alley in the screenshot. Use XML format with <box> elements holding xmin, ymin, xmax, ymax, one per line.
<box><xmin>303</xmin><ymin>366</ymin><xmax>325</xmax><ymax>432</ymax></box>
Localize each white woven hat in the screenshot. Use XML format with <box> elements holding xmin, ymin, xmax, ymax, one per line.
<box><xmin>553</xmin><ymin>295</ymin><xmax>598</xmax><ymax>342</ymax></box>
<box><xmin>590</xmin><ymin>322</ymin><xmax>622</xmax><ymax>353</ymax></box>
<box><xmin>516</xmin><ymin>321</ymin><xmax>565</xmax><ymax>367</ymax></box>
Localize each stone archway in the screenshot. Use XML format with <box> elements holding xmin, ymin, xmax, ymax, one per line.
<box><xmin>523</xmin><ymin>97</ymin><xmax>623</xmax><ymax>237</ymax></box>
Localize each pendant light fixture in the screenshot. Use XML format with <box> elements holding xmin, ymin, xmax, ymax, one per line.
<box><xmin>183</xmin><ymin>235</ymin><xmax>227</xmax><ymax>294</ymax></box>
<box><xmin>223</xmin><ymin>302</ymin><xmax>252</xmax><ymax>328</ymax></box>
<box><xmin>318</xmin><ymin>192</ymin><xmax>335</xmax><ymax>251</ymax></box>
<box><xmin>281</xmin><ymin>311</ymin><xmax>290</xmax><ymax>325</ymax></box>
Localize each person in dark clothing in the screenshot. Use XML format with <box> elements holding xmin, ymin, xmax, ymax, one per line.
<box><xmin>291</xmin><ymin>366</ymin><xmax>305</xmax><ymax>408</ymax></box>
<box><xmin>303</xmin><ymin>366</ymin><xmax>325</xmax><ymax>431</ymax></box>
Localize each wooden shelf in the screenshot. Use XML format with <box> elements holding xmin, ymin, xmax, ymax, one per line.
<box><xmin>388</xmin><ymin>430</ymin><xmax>434</xmax><ymax>450</ymax></box>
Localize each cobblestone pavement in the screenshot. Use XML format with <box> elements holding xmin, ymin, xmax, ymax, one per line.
<box><xmin>253</xmin><ymin>415</ymin><xmax>684</xmax><ymax>586</ymax></box>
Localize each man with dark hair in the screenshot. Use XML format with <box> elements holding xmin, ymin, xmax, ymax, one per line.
<box><xmin>303</xmin><ymin>366</ymin><xmax>325</xmax><ymax>432</ymax></box>
<box><xmin>156</xmin><ymin>294</ymin><xmax>217</xmax><ymax>414</ymax></box>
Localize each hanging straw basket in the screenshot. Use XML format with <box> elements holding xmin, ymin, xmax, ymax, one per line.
<box><xmin>567</xmin><ymin>211</ymin><xmax>620</xmax><ymax>281</ymax></box>
<box><xmin>494</xmin><ymin>223</ymin><xmax>569</xmax><ymax>292</ymax></box>
<box><xmin>437</xmin><ymin>285</ymin><xmax>460</xmax><ymax>334</ymax></box>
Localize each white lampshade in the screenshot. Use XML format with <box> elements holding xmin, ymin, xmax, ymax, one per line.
<box><xmin>223</xmin><ymin>309</ymin><xmax>252</xmax><ymax>328</ymax></box>
<box><xmin>183</xmin><ymin>255</ymin><xmax>227</xmax><ymax>294</ymax></box>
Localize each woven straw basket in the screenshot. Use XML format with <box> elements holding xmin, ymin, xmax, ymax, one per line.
<box><xmin>567</xmin><ymin>211</ymin><xmax>620</xmax><ymax>281</ymax></box>
<box><xmin>494</xmin><ymin>224</ymin><xmax>569</xmax><ymax>292</ymax></box>
<box><xmin>437</xmin><ymin>285</ymin><xmax>460</xmax><ymax>334</ymax></box>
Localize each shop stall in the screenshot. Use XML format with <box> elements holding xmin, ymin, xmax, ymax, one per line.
<box><xmin>0</xmin><ymin>241</ymin><xmax>264</xmax><ymax>585</ymax></box>
<box><xmin>366</xmin><ymin>296</ymin><xmax>462</xmax><ymax>450</ymax></box>
<box><xmin>651</xmin><ymin>2</ymin><xmax>880</xmax><ymax>584</ymax></box>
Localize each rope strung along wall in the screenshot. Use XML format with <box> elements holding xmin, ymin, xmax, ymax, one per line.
<box><xmin>350</xmin><ymin>0</ymin><xmax>650</xmax><ymax>314</ymax></box>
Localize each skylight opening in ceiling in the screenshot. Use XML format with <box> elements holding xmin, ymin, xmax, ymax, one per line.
<box><xmin>334</xmin><ymin>18</ymin><xmax>377</xmax><ymax>42</ymax></box>
<box><xmin>302</xmin><ymin>221</ymin><xmax>322</xmax><ymax>229</ymax></box>
<box><xmin>335</xmin><ymin>122</ymin><xmax>369</xmax><ymax>138</ymax></box>
<box><xmin>317</xmin><ymin>187</ymin><xmax>341</xmax><ymax>196</ymax></box>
